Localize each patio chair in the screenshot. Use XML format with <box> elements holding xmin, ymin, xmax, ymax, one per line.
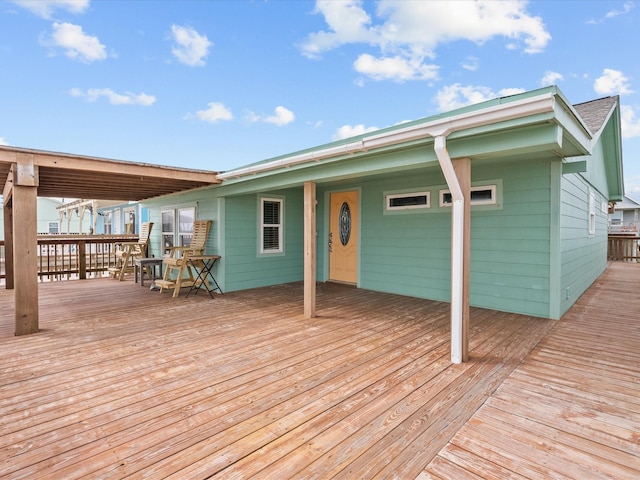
<box><xmin>108</xmin><ymin>222</ymin><xmax>154</xmax><ymax>281</ymax></box>
<box><xmin>156</xmin><ymin>220</ymin><xmax>212</xmax><ymax>297</ymax></box>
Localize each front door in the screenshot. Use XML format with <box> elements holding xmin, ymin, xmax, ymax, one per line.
<box><xmin>329</xmin><ymin>190</ymin><xmax>359</xmax><ymax>284</ymax></box>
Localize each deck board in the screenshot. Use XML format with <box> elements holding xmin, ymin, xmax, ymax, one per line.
<box><xmin>1</xmin><ymin>262</ymin><xmax>638</xmax><ymax>479</ymax></box>
<box><xmin>422</xmin><ymin>262</ymin><xmax>640</xmax><ymax>479</ymax></box>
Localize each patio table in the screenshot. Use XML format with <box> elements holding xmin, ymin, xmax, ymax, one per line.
<box><xmin>133</xmin><ymin>257</ymin><xmax>163</xmax><ymax>287</ymax></box>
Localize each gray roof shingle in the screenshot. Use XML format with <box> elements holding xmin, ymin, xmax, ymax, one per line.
<box><xmin>573</xmin><ymin>96</ymin><xmax>618</xmax><ymax>134</ymax></box>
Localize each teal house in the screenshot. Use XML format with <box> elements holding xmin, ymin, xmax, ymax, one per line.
<box><xmin>143</xmin><ymin>86</ymin><xmax>623</xmax><ymax>338</ymax></box>
<box><xmin>0</xmin><ymin>197</ymin><xmax>65</xmax><ymax>239</ymax></box>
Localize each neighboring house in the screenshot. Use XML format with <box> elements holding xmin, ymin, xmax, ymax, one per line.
<box><xmin>56</xmin><ymin>200</ymin><xmax>94</xmax><ymax>234</ymax></box>
<box><xmin>95</xmin><ymin>202</ymin><xmax>149</xmax><ymax>237</ymax></box>
<box><xmin>609</xmin><ymin>194</ymin><xmax>640</xmax><ymax>233</ymax></box>
<box><xmin>56</xmin><ymin>199</ymin><xmax>149</xmax><ymax>237</ymax></box>
<box><xmin>142</xmin><ymin>86</ymin><xmax>623</xmax><ymax>321</ymax></box>
<box><xmin>0</xmin><ymin>197</ymin><xmax>65</xmax><ymax>239</ymax></box>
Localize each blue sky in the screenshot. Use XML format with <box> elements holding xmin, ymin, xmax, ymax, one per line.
<box><xmin>2</xmin><ymin>0</ymin><xmax>639</xmax><ymax>198</ymax></box>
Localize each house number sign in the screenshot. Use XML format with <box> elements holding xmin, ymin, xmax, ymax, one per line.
<box><xmin>339</xmin><ymin>202</ymin><xmax>351</xmax><ymax>246</ymax></box>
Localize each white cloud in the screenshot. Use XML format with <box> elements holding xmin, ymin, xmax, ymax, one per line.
<box><xmin>540</xmin><ymin>70</ymin><xmax>564</xmax><ymax>86</ymax></box>
<box><xmin>264</xmin><ymin>106</ymin><xmax>295</xmax><ymax>126</ymax></box>
<box><xmin>594</xmin><ymin>69</ymin><xmax>633</xmax><ymax>96</ymax></box>
<box><xmin>196</xmin><ymin>102</ymin><xmax>233</xmax><ymax>123</ymax></box>
<box><xmin>301</xmin><ymin>0</ymin><xmax>550</xmax><ymax>82</ymax></box>
<box><xmin>70</xmin><ymin>88</ymin><xmax>156</xmax><ymax>106</ymax></box>
<box><xmin>625</xmin><ymin>177</ymin><xmax>640</xmax><ymax>199</ymax></box>
<box><xmin>461</xmin><ymin>56</ymin><xmax>479</xmax><ymax>72</ymax></box>
<box><xmin>621</xmin><ymin>105</ymin><xmax>640</xmax><ymax>139</ymax></box>
<box><xmin>0</xmin><ymin>136</ymin><xmax>8</xmax><ymax>146</ymax></box>
<box><xmin>300</xmin><ymin>0</ymin><xmax>377</xmax><ymax>59</ymax></box>
<box><xmin>11</xmin><ymin>0</ymin><xmax>89</xmax><ymax>19</ymax></box>
<box><xmin>353</xmin><ymin>54</ymin><xmax>438</xmax><ymax>82</ymax></box>
<box><xmin>499</xmin><ymin>87</ymin><xmax>527</xmax><ymax>97</ymax></box>
<box><xmin>333</xmin><ymin>124</ymin><xmax>379</xmax><ymax>140</ymax></box>
<box><xmin>587</xmin><ymin>1</ymin><xmax>633</xmax><ymax>24</ymax></box>
<box><xmin>41</xmin><ymin>22</ymin><xmax>107</xmax><ymax>63</ymax></box>
<box><xmin>171</xmin><ymin>25</ymin><xmax>212</xmax><ymax>67</ymax></box>
<box><xmin>606</xmin><ymin>1</ymin><xmax>634</xmax><ymax>18</ymax></box>
<box><xmin>247</xmin><ymin>106</ymin><xmax>295</xmax><ymax>126</ymax></box>
<box><xmin>434</xmin><ymin>83</ymin><xmax>525</xmax><ymax>111</ymax></box>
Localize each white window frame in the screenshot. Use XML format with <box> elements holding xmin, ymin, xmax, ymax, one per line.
<box><xmin>48</xmin><ymin>221</ymin><xmax>59</xmax><ymax>234</ymax></box>
<box><xmin>260</xmin><ymin>197</ymin><xmax>284</xmax><ymax>254</ymax></box>
<box><xmin>161</xmin><ymin>209</ymin><xmax>175</xmax><ymax>255</ymax></box>
<box><xmin>385</xmin><ymin>191</ymin><xmax>430</xmax><ymax>211</ymax></box>
<box><xmin>123</xmin><ymin>206</ymin><xmax>137</xmax><ymax>234</ymax></box>
<box><xmin>161</xmin><ymin>206</ymin><xmax>196</xmax><ymax>255</ymax></box>
<box><xmin>440</xmin><ymin>184</ymin><xmax>497</xmax><ymax>207</ymax></box>
<box><xmin>103</xmin><ymin>210</ymin><xmax>113</xmax><ymax>234</ymax></box>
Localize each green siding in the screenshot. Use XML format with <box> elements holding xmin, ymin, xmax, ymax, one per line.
<box><xmin>223</xmin><ymin>189</ymin><xmax>304</xmax><ymax>291</ymax></box>
<box><xmin>315</xmin><ymin>159</ymin><xmax>554</xmax><ymax>317</ymax></box>
<box><xmin>469</xmin><ymin>160</ymin><xmax>552</xmax><ymax>317</ymax></box>
<box><xmin>559</xmin><ymin>172</ymin><xmax>608</xmax><ymax>316</ymax></box>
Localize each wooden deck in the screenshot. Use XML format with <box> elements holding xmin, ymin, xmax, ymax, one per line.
<box><xmin>0</xmin><ymin>263</ymin><xmax>637</xmax><ymax>479</ymax></box>
<box><xmin>422</xmin><ymin>261</ymin><xmax>640</xmax><ymax>479</ymax></box>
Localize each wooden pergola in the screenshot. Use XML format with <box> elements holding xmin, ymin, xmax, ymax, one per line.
<box><xmin>0</xmin><ymin>145</ymin><xmax>220</xmax><ymax>336</ymax></box>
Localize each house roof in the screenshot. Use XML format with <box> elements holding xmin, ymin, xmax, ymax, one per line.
<box><xmin>0</xmin><ymin>146</ymin><xmax>220</xmax><ymax>201</ymax></box>
<box><xmin>218</xmin><ymin>86</ymin><xmax>592</xmax><ymax>181</ymax></box>
<box><xmin>617</xmin><ymin>194</ymin><xmax>640</xmax><ymax>210</ymax></box>
<box><xmin>573</xmin><ymin>96</ymin><xmax>619</xmax><ymax>134</ymax></box>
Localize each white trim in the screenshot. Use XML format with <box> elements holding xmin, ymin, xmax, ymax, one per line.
<box><xmin>260</xmin><ymin>196</ymin><xmax>284</xmax><ymax>254</ymax></box>
<box><xmin>588</xmin><ymin>192</ymin><xmax>596</xmax><ymax>235</ymax></box>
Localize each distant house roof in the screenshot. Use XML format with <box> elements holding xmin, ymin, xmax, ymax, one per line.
<box><xmin>616</xmin><ymin>194</ymin><xmax>640</xmax><ymax>210</ymax></box>
<box><xmin>573</xmin><ymin>96</ymin><xmax>619</xmax><ymax>134</ymax></box>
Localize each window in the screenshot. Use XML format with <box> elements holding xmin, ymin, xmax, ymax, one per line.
<box><xmin>48</xmin><ymin>222</ymin><xmax>59</xmax><ymax>234</ymax></box>
<box><xmin>103</xmin><ymin>211</ymin><xmax>112</xmax><ymax>234</ymax></box>
<box><xmin>161</xmin><ymin>210</ymin><xmax>175</xmax><ymax>255</ymax></box>
<box><xmin>589</xmin><ymin>193</ymin><xmax>596</xmax><ymax>235</ymax></box>
<box><xmin>178</xmin><ymin>208</ymin><xmax>195</xmax><ymax>246</ymax></box>
<box><xmin>124</xmin><ymin>207</ymin><xmax>136</xmax><ymax>234</ymax></box>
<box><xmin>440</xmin><ymin>185</ymin><xmax>497</xmax><ymax>207</ymax></box>
<box><xmin>162</xmin><ymin>207</ymin><xmax>195</xmax><ymax>255</ymax></box>
<box><xmin>261</xmin><ymin>197</ymin><xmax>283</xmax><ymax>253</ymax></box>
<box><xmin>386</xmin><ymin>192</ymin><xmax>430</xmax><ymax>210</ymax></box>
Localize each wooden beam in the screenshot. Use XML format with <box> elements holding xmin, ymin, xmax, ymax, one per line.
<box><xmin>3</xmin><ymin>193</ymin><xmax>14</xmax><ymax>290</ymax></box>
<box><xmin>452</xmin><ymin>157</ymin><xmax>471</xmax><ymax>362</ymax></box>
<box><xmin>12</xmin><ymin>162</ymin><xmax>39</xmax><ymax>335</ymax></box>
<box><xmin>304</xmin><ymin>181</ymin><xmax>317</xmax><ymax>318</ymax></box>
<box><xmin>3</xmin><ymin>172</ymin><xmax>13</xmax><ymax>203</ymax></box>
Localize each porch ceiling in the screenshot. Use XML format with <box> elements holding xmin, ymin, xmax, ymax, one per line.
<box><xmin>0</xmin><ymin>146</ymin><xmax>220</xmax><ymax>201</ymax></box>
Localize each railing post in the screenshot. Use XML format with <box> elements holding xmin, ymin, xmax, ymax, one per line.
<box><xmin>79</xmin><ymin>240</ymin><xmax>87</xmax><ymax>280</ymax></box>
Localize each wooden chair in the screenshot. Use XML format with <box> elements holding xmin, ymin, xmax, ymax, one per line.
<box><xmin>108</xmin><ymin>222</ymin><xmax>154</xmax><ymax>281</ymax></box>
<box><xmin>156</xmin><ymin>220</ymin><xmax>212</xmax><ymax>297</ymax></box>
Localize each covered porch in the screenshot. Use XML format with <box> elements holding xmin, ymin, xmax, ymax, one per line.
<box><xmin>1</xmin><ymin>263</ymin><xmax>638</xmax><ymax>478</ymax></box>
